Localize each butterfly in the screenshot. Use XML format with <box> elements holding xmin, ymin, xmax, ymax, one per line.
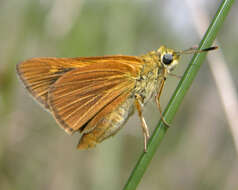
<box><xmin>16</xmin><ymin>45</ymin><xmax>217</xmax><ymax>151</ymax></box>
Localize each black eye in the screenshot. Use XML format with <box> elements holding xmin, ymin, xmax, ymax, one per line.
<box><xmin>162</xmin><ymin>53</ymin><xmax>173</xmax><ymax>65</ymax></box>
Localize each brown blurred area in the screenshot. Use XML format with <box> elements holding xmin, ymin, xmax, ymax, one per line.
<box><xmin>0</xmin><ymin>1</ymin><xmax>238</xmax><ymax>190</ymax></box>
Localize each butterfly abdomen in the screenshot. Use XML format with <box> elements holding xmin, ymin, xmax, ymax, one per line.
<box><xmin>77</xmin><ymin>97</ymin><xmax>134</xmax><ymax>149</ymax></box>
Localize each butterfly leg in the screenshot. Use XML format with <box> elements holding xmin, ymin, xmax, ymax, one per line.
<box><xmin>155</xmin><ymin>77</ymin><xmax>171</xmax><ymax>128</ymax></box>
<box><xmin>135</xmin><ymin>95</ymin><xmax>150</xmax><ymax>152</ymax></box>
<box><xmin>168</xmin><ymin>72</ymin><xmax>182</xmax><ymax>79</ymax></box>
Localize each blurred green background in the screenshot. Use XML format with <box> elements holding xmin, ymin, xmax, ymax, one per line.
<box><xmin>0</xmin><ymin>0</ymin><xmax>237</xmax><ymax>190</ymax></box>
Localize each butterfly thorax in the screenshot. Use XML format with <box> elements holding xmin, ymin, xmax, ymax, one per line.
<box><xmin>134</xmin><ymin>51</ymin><xmax>163</xmax><ymax>105</ymax></box>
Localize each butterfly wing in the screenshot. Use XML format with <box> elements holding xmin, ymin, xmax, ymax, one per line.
<box><xmin>16</xmin><ymin>57</ymin><xmax>83</xmax><ymax>109</ymax></box>
<box><xmin>48</xmin><ymin>60</ymin><xmax>142</xmax><ymax>134</ymax></box>
<box><xmin>16</xmin><ymin>56</ymin><xmax>141</xmax><ymax>110</ymax></box>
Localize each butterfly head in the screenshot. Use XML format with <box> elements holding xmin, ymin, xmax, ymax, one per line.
<box><xmin>157</xmin><ymin>45</ymin><xmax>218</xmax><ymax>73</ymax></box>
<box><xmin>157</xmin><ymin>45</ymin><xmax>180</xmax><ymax>73</ymax></box>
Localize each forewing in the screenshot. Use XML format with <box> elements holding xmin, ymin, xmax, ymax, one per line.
<box><xmin>16</xmin><ymin>56</ymin><xmax>142</xmax><ymax>109</ymax></box>
<box><xmin>16</xmin><ymin>58</ymin><xmax>83</xmax><ymax>109</ymax></box>
<box><xmin>48</xmin><ymin>61</ymin><xmax>140</xmax><ymax>134</ymax></box>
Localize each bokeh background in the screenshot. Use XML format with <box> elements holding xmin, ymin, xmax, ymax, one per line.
<box><xmin>0</xmin><ymin>0</ymin><xmax>238</xmax><ymax>190</ymax></box>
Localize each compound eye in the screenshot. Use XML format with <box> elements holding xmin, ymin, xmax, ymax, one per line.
<box><xmin>162</xmin><ymin>53</ymin><xmax>173</xmax><ymax>65</ymax></box>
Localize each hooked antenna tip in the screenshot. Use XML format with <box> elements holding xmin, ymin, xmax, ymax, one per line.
<box><xmin>201</xmin><ymin>46</ymin><xmax>218</xmax><ymax>51</ymax></box>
